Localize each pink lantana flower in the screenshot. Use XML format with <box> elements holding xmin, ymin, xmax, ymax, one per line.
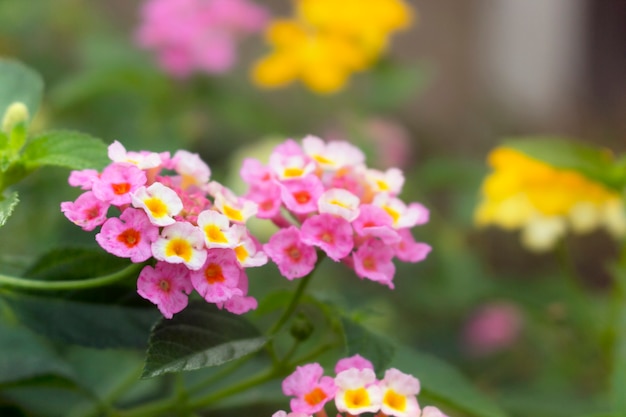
<box><xmin>335</xmin><ymin>354</ymin><xmax>374</xmax><ymax>374</ymax></box>
<box><xmin>132</xmin><ymin>182</ymin><xmax>184</xmax><ymax>226</ymax></box>
<box><xmin>353</xmin><ymin>238</ymin><xmax>396</xmax><ymax>288</ymax></box>
<box><xmin>282</xmin><ymin>363</ymin><xmax>337</xmax><ymax>415</ymax></box>
<box><xmin>217</xmin><ymin>268</ymin><xmax>258</xmax><ymax>314</ymax></box>
<box><xmin>92</xmin><ymin>163</ymin><xmax>147</xmax><ymax>206</ymax></box>
<box><xmin>263</xmin><ymin>226</ymin><xmax>317</xmax><ymax>280</ymax></box>
<box><xmin>379</xmin><ymin>368</ymin><xmax>421</xmax><ymax>417</ymax></box>
<box><xmin>152</xmin><ymin>222</ymin><xmax>207</xmax><ymax>270</ymax></box>
<box><xmin>135</xmin><ymin>0</ymin><xmax>268</xmax><ymax>77</ymax></box>
<box><xmin>352</xmin><ymin>204</ymin><xmax>400</xmax><ymax>244</ymax></box>
<box><xmin>393</xmin><ymin>229</ymin><xmax>432</xmax><ymax>263</ymax></box>
<box><xmin>300</xmin><ymin>214</ymin><xmax>354</xmax><ymax>261</ymax></box>
<box><xmin>245</xmin><ymin>182</ymin><xmax>282</xmax><ymax>219</ymax></box>
<box><xmin>60</xmin><ymin>191</ymin><xmax>110</xmax><ymax>231</ymax></box>
<box><xmin>279</xmin><ymin>175</ymin><xmax>325</xmax><ymax>214</ymax></box>
<box><xmin>334</xmin><ymin>368</ymin><xmax>382</xmax><ymax>415</ymax></box>
<box><xmin>137</xmin><ymin>262</ymin><xmax>193</xmax><ymax>319</ymax></box>
<box><xmin>171</xmin><ymin>149</ymin><xmax>211</xmax><ymax>189</ymax></box>
<box><xmin>213</xmin><ymin>188</ymin><xmax>258</xmax><ymax>224</ymax></box>
<box><xmin>190</xmin><ymin>248</ymin><xmax>243</xmax><ymax>303</ymax></box>
<box><xmin>365</xmin><ymin>167</ymin><xmax>405</xmax><ymax>196</ymax></box>
<box><xmin>240</xmin><ymin>157</ymin><xmax>273</xmax><ymax>185</ymax></box>
<box><xmin>95</xmin><ymin>208</ymin><xmax>159</xmax><ymax>262</ymax></box>
<box><xmin>421</xmin><ymin>406</ymin><xmax>449</xmax><ymax>417</ymax></box>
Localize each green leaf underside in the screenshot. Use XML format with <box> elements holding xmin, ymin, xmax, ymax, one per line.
<box><xmin>0</xmin><ymin>190</ymin><xmax>19</xmax><ymax>228</ymax></box>
<box><xmin>0</xmin><ymin>59</ymin><xmax>44</xmax><ymax>118</ymax></box>
<box><xmin>340</xmin><ymin>316</ymin><xmax>395</xmax><ymax>376</ymax></box>
<box><xmin>503</xmin><ymin>137</ymin><xmax>623</xmax><ymax>190</ymax></box>
<box><xmin>0</xmin><ymin>320</ymin><xmax>76</xmax><ymax>386</ymax></box>
<box><xmin>21</xmin><ymin>130</ymin><xmax>109</xmax><ymax>171</ymax></box>
<box><xmin>142</xmin><ymin>301</ymin><xmax>267</xmax><ymax>378</ymax></box>
<box><xmin>392</xmin><ymin>345</ymin><xmax>509</xmax><ymax>417</ymax></box>
<box><xmin>2</xmin><ymin>293</ymin><xmax>159</xmax><ymax>349</ymax></box>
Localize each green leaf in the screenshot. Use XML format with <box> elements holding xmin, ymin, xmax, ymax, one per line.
<box><xmin>0</xmin><ymin>59</ymin><xmax>44</xmax><ymax>119</ymax></box>
<box><xmin>391</xmin><ymin>345</ymin><xmax>509</xmax><ymax>417</ymax></box>
<box><xmin>340</xmin><ymin>316</ymin><xmax>395</xmax><ymax>375</ymax></box>
<box><xmin>0</xmin><ymin>190</ymin><xmax>19</xmax><ymax>228</ymax></box>
<box><xmin>609</xmin><ymin>266</ymin><xmax>626</xmax><ymax>415</ymax></box>
<box><xmin>21</xmin><ymin>130</ymin><xmax>109</xmax><ymax>171</ymax></box>
<box><xmin>503</xmin><ymin>137</ymin><xmax>624</xmax><ymax>190</ymax></box>
<box><xmin>364</xmin><ymin>60</ymin><xmax>431</xmax><ymax>112</ymax></box>
<box><xmin>0</xmin><ymin>320</ymin><xmax>76</xmax><ymax>386</ymax></box>
<box><xmin>2</xmin><ymin>292</ymin><xmax>159</xmax><ymax>349</ymax></box>
<box><xmin>142</xmin><ymin>301</ymin><xmax>267</xmax><ymax>378</ymax></box>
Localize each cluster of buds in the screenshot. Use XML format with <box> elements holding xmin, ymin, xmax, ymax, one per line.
<box><xmin>272</xmin><ymin>355</ymin><xmax>447</xmax><ymax>417</ymax></box>
<box><xmin>242</xmin><ymin>136</ymin><xmax>430</xmax><ymax>288</ymax></box>
<box><xmin>61</xmin><ymin>141</ymin><xmax>266</xmax><ymax>318</ymax></box>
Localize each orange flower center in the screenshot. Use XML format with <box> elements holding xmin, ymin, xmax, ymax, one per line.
<box><xmin>285</xmin><ymin>244</ymin><xmax>302</xmax><ymax>261</ymax></box>
<box><xmin>293</xmin><ymin>190</ymin><xmax>311</xmax><ymax>204</ymax></box>
<box><xmin>205</xmin><ymin>263</ymin><xmax>225</xmax><ymax>284</ymax></box>
<box><xmin>304</xmin><ymin>387</ymin><xmax>327</xmax><ymax>406</ymax></box>
<box><xmin>117</xmin><ymin>228</ymin><xmax>141</xmax><ymax>248</ymax></box>
<box><xmin>112</xmin><ymin>182</ymin><xmax>131</xmax><ymax>195</ymax></box>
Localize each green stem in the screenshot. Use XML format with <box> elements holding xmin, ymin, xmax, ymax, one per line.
<box><xmin>0</xmin><ymin>263</ymin><xmax>142</xmax><ymax>291</ymax></box>
<box><xmin>268</xmin><ymin>253</ymin><xmax>325</xmax><ymax>337</ymax></box>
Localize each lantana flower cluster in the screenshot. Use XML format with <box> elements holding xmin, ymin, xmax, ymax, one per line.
<box><xmin>242</xmin><ymin>135</ymin><xmax>431</xmax><ymax>289</ymax></box>
<box><xmin>252</xmin><ymin>0</ymin><xmax>414</xmax><ymax>94</ymax></box>
<box><xmin>61</xmin><ymin>141</ymin><xmax>266</xmax><ymax>318</ymax></box>
<box><xmin>273</xmin><ymin>355</ymin><xmax>447</xmax><ymax>417</ymax></box>
<box><xmin>135</xmin><ymin>0</ymin><xmax>269</xmax><ymax>77</ymax></box>
<box><xmin>474</xmin><ymin>146</ymin><xmax>626</xmax><ymax>252</ymax></box>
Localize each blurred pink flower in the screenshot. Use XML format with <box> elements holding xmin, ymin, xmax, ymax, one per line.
<box><xmin>135</xmin><ymin>0</ymin><xmax>269</xmax><ymax>77</ymax></box>
<box><xmin>462</xmin><ymin>301</ymin><xmax>524</xmax><ymax>357</ymax></box>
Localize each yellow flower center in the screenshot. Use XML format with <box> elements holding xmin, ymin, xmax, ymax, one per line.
<box><xmin>146</xmin><ymin>197</ymin><xmax>168</xmax><ymax>218</ymax></box>
<box><xmin>234</xmin><ymin>245</ymin><xmax>249</xmax><ymax>262</ymax></box>
<box><xmin>223</xmin><ymin>205</ymin><xmax>243</xmax><ymax>222</ymax></box>
<box><xmin>384</xmin><ymin>389</ymin><xmax>407</xmax><ymax>411</ymax></box>
<box><xmin>165</xmin><ymin>238</ymin><xmax>192</xmax><ymax>261</ymax></box>
<box><xmin>344</xmin><ymin>387</ymin><xmax>371</xmax><ymax>409</ymax></box>
<box><xmin>204</xmin><ymin>224</ymin><xmax>227</xmax><ymax>244</ymax></box>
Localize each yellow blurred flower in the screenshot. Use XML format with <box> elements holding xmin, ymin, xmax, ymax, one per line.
<box><xmin>251</xmin><ymin>0</ymin><xmax>414</xmax><ymax>94</ymax></box>
<box><xmin>475</xmin><ymin>147</ymin><xmax>626</xmax><ymax>252</ymax></box>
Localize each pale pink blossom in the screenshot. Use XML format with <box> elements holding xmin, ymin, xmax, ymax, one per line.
<box><xmin>95</xmin><ymin>208</ymin><xmax>159</xmax><ymax>262</ymax></box>
<box><xmin>137</xmin><ymin>262</ymin><xmax>193</xmax><ymax>319</ymax></box>
<box><xmin>152</xmin><ymin>221</ymin><xmax>207</xmax><ymax>270</ymax></box>
<box><xmin>279</xmin><ymin>175</ymin><xmax>325</xmax><ymax>214</ymax></box>
<box><xmin>68</xmin><ymin>169</ymin><xmax>99</xmax><ymax>190</ymax></box>
<box><xmin>302</xmin><ymin>135</ymin><xmax>365</xmax><ymax>171</ymax></box>
<box><xmin>335</xmin><ymin>354</ymin><xmax>374</xmax><ymax>374</ymax></box>
<box><xmin>231</xmin><ymin>224</ymin><xmax>268</xmax><ymax>267</ymax></box>
<box><xmin>135</xmin><ymin>0</ymin><xmax>269</xmax><ymax>77</ymax></box>
<box><xmin>282</xmin><ymin>363</ymin><xmax>337</xmax><ymax>415</ymax></box>
<box><xmin>189</xmin><ymin>248</ymin><xmax>243</xmax><ymax>303</ymax></box>
<box><xmin>393</xmin><ymin>229</ymin><xmax>431</xmax><ymax>263</ymax></box>
<box><xmin>92</xmin><ymin>163</ymin><xmax>147</xmax><ymax>206</ymax></box>
<box><xmin>317</xmin><ymin>188</ymin><xmax>360</xmax><ymax>222</ymax></box>
<box><xmin>462</xmin><ymin>302</ymin><xmax>524</xmax><ymax>357</ymax></box>
<box><xmin>272</xmin><ymin>412</ymin><xmax>311</xmax><ymax>417</ymax></box>
<box><xmin>264</xmin><ymin>226</ymin><xmax>317</xmax><ymax>280</ymax></box>
<box><xmin>365</xmin><ymin>167</ymin><xmax>405</xmax><ymax>196</ymax></box>
<box><xmin>108</xmin><ymin>140</ymin><xmax>162</xmax><ymax>170</ymax></box>
<box><xmin>171</xmin><ymin>149</ymin><xmax>211</xmax><ymax>189</ymax></box>
<box><xmin>197</xmin><ymin>209</ymin><xmax>238</xmax><ymax>249</ymax></box>
<box><xmin>300</xmin><ymin>214</ymin><xmax>354</xmax><ymax>261</ymax></box>
<box><xmin>379</xmin><ymin>368</ymin><xmax>421</xmax><ymax>417</ymax></box>
<box><xmin>270</xmin><ymin>154</ymin><xmax>316</xmax><ymax>181</ymax></box>
<box><xmin>421</xmin><ymin>406</ymin><xmax>449</xmax><ymax>417</ymax></box>
<box><xmin>240</xmin><ymin>157</ymin><xmax>273</xmax><ymax>185</ymax></box>
<box><xmin>373</xmin><ymin>194</ymin><xmax>429</xmax><ymax>229</ymax></box>
<box><xmin>353</xmin><ymin>238</ymin><xmax>396</xmax><ymax>288</ymax></box>
<box><xmin>60</xmin><ymin>191</ymin><xmax>110</xmax><ymax>231</ymax></box>
<box><xmin>213</xmin><ymin>188</ymin><xmax>258</xmax><ymax>224</ymax></box>
<box><xmin>132</xmin><ymin>182</ymin><xmax>184</xmax><ymax>226</ymax></box>
<box><xmin>334</xmin><ymin>368</ymin><xmax>382</xmax><ymax>415</ymax></box>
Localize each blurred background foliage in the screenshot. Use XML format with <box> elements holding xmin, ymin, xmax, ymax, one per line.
<box><xmin>1</xmin><ymin>1</ymin><xmax>625</xmax><ymax>416</ymax></box>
